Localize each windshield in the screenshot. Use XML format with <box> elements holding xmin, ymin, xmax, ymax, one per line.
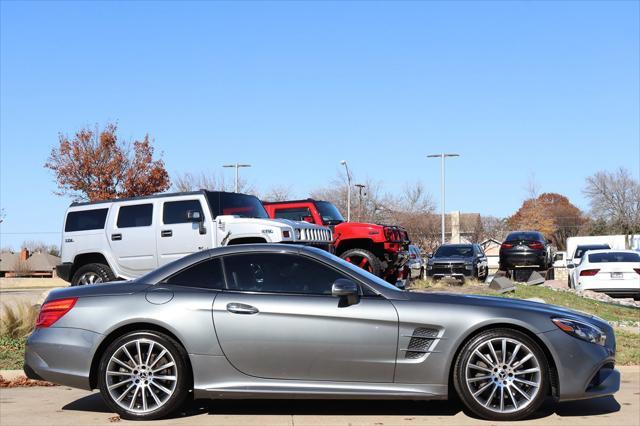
<box><xmin>316</xmin><ymin>201</ymin><xmax>345</xmax><ymax>225</ymax></box>
<box><xmin>588</xmin><ymin>252</ymin><xmax>640</xmax><ymax>263</ymax></box>
<box><xmin>574</xmin><ymin>245</ymin><xmax>610</xmax><ymax>259</ymax></box>
<box><xmin>206</xmin><ymin>192</ymin><xmax>270</xmax><ymax>219</ymax></box>
<box><xmin>434</xmin><ymin>245</ymin><xmax>474</xmax><ymax>258</ymax></box>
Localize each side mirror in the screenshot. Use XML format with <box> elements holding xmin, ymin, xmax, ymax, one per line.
<box><xmin>331</xmin><ymin>278</ymin><xmax>360</xmax><ymax>306</ymax></box>
<box><xmin>301</xmin><ymin>216</ymin><xmax>314</xmax><ymax>223</ymax></box>
<box><xmin>554</xmin><ymin>253</ymin><xmax>563</xmax><ymax>262</ymax></box>
<box><xmin>566</xmin><ymin>262</ymin><xmax>575</xmax><ymax>269</ymax></box>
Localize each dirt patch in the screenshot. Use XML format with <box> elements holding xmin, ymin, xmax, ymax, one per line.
<box><xmin>0</xmin><ymin>374</ymin><xmax>56</xmax><ymax>388</ymax></box>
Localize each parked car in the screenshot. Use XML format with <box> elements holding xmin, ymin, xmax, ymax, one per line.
<box><xmin>499</xmin><ymin>231</ymin><xmax>553</xmax><ymax>271</ymax></box>
<box><xmin>406</xmin><ymin>245</ymin><xmax>424</xmax><ymax>280</ymax></box>
<box><xmin>263</xmin><ymin>199</ymin><xmax>410</xmax><ymax>283</ymax></box>
<box><xmin>26</xmin><ymin>244</ymin><xmax>619</xmax><ymax>421</ymax></box>
<box><xmin>426</xmin><ymin>243</ymin><xmax>488</xmax><ymax>281</ymax></box>
<box><xmin>57</xmin><ymin>191</ymin><xmax>332</xmax><ymax>285</ymax></box>
<box><xmin>568</xmin><ymin>249</ymin><xmax>640</xmax><ymax>300</ymax></box>
<box><xmin>569</xmin><ymin>244</ymin><xmax>611</xmax><ymax>265</ymax></box>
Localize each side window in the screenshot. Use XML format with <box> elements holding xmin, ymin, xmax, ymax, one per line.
<box><xmin>65</xmin><ymin>208</ymin><xmax>109</xmax><ymax>232</ymax></box>
<box><xmin>164</xmin><ymin>258</ymin><xmax>224</xmax><ymax>290</ymax></box>
<box><xmin>273</xmin><ymin>207</ymin><xmax>312</xmax><ymax>221</ymax></box>
<box><xmin>223</xmin><ymin>253</ymin><xmax>346</xmax><ymax>295</ymax></box>
<box><xmin>117</xmin><ymin>204</ymin><xmax>153</xmax><ymax>228</ymax></box>
<box><xmin>163</xmin><ymin>200</ymin><xmax>204</xmax><ymax>224</ymax></box>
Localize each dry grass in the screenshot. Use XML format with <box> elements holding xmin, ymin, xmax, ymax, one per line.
<box><xmin>0</xmin><ymin>303</ymin><xmax>38</xmax><ymax>338</ymax></box>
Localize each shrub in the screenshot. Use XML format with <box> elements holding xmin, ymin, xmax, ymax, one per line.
<box><xmin>0</xmin><ymin>303</ymin><xmax>38</xmax><ymax>338</ymax></box>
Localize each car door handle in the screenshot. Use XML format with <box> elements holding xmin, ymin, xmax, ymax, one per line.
<box><xmin>226</xmin><ymin>303</ymin><xmax>259</xmax><ymax>315</ymax></box>
<box><xmin>161</xmin><ymin>230</ymin><xmax>173</xmax><ymax>237</ymax></box>
<box><xmin>111</xmin><ymin>233</ymin><xmax>122</xmax><ymax>241</ymax></box>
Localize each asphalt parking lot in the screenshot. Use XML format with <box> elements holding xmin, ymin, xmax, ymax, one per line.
<box><xmin>1</xmin><ymin>366</ymin><xmax>638</xmax><ymax>426</ymax></box>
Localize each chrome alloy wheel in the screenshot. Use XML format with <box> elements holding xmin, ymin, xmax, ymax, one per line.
<box><xmin>465</xmin><ymin>337</ymin><xmax>542</xmax><ymax>414</ymax></box>
<box><xmin>105</xmin><ymin>338</ymin><xmax>178</xmax><ymax>414</ymax></box>
<box><xmin>78</xmin><ymin>272</ymin><xmax>103</xmax><ymax>285</ymax></box>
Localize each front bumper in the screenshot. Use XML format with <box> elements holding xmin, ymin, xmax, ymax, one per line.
<box><xmin>24</xmin><ymin>327</ymin><xmax>102</xmax><ymax>390</ymax></box>
<box><xmin>55</xmin><ymin>262</ymin><xmax>73</xmax><ymax>282</ymax></box>
<box><xmin>539</xmin><ymin>328</ymin><xmax>619</xmax><ymax>401</ymax></box>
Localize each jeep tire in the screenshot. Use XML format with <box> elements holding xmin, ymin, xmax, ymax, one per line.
<box><xmin>340</xmin><ymin>248</ymin><xmax>383</xmax><ymax>277</ymax></box>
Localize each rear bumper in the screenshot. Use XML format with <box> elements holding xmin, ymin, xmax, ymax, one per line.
<box><xmin>499</xmin><ymin>252</ymin><xmax>546</xmax><ymax>269</ymax></box>
<box><xmin>55</xmin><ymin>262</ymin><xmax>73</xmax><ymax>282</ymax></box>
<box><xmin>24</xmin><ymin>327</ymin><xmax>102</xmax><ymax>390</ymax></box>
<box><xmin>587</xmin><ymin>288</ymin><xmax>640</xmax><ymax>298</ymax></box>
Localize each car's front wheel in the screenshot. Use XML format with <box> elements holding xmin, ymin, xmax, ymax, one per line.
<box><xmin>453</xmin><ymin>328</ymin><xmax>549</xmax><ymax>421</ymax></box>
<box><xmin>98</xmin><ymin>331</ymin><xmax>190</xmax><ymax>420</ymax></box>
<box><xmin>71</xmin><ymin>263</ymin><xmax>115</xmax><ymax>286</ymax></box>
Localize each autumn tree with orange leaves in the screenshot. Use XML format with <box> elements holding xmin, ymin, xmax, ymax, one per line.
<box><xmin>45</xmin><ymin>124</ymin><xmax>170</xmax><ymax>202</ymax></box>
<box><xmin>507</xmin><ymin>193</ymin><xmax>585</xmax><ymax>250</ymax></box>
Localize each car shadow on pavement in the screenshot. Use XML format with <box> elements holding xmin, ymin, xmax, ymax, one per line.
<box><xmin>62</xmin><ymin>394</ymin><xmax>621</xmax><ymax>420</ymax></box>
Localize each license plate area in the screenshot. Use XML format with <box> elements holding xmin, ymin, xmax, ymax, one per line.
<box><xmin>611</xmin><ymin>272</ymin><xmax>623</xmax><ymax>279</ymax></box>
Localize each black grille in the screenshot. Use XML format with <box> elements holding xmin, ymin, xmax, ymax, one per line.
<box><xmin>405</xmin><ymin>327</ymin><xmax>438</xmax><ymax>359</ymax></box>
<box><xmin>431</xmin><ymin>263</ymin><xmax>469</xmax><ymax>276</ymax></box>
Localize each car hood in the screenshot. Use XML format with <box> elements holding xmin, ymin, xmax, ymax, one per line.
<box><xmin>401</xmin><ymin>290</ymin><xmax>605</xmax><ymax>325</ymax></box>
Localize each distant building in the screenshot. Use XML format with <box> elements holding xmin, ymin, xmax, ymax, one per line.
<box><xmin>480</xmin><ymin>238</ymin><xmax>502</xmax><ymax>271</ymax></box>
<box><xmin>0</xmin><ymin>248</ymin><xmax>60</xmax><ymax>278</ymax></box>
<box><xmin>445</xmin><ymin>211</ymin><xmax>482</xmax><ymax>244</ymax></box>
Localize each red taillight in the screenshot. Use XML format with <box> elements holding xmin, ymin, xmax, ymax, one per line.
<box><xmin>634</xmin><ymin>268</ymin><xmax>640</xmax><ymax>275</ymax></box>
<box><xmin>528</xmin><ymin>242</ymin><xmax>544</xmax><ymax>250</ymax></box>
<box><xmin>501</xmin><ymin>243</ymin><xmax>513</xmax><ymax>249</ymax></box>
<box><xmin>580</xmin><ymin>269</ymin><xmax>600</xmax><ymax>277</ymax></box>
<box><xmin>36</xmin><ymin>297</ymin><xmax>77</xmax><ymax>328</ymax></box>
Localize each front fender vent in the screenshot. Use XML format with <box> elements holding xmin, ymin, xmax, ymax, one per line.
<box><xmin>405</xmin><ymin>327</ymin><xmax>438</xmax><ymax>359</ymax></box>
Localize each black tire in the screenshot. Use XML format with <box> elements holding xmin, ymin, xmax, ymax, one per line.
<box><xmin>339</xmin><ymin>248</ymin><xmax>383</xmax><ymax>277</ymax></box>
<box><xmin>71</xmin><ymin>262</ymin><xmax>116</xmax><ymax>286</ymax></box>
<box><xmin>97</xmin><ymin>330</ymin><xmax>190</xmax><ymax>421</ymax></box>
<box><xmin>453</xmin><ymin>328</ymin><xmax>549</xmax><ymax>421</ymax></box>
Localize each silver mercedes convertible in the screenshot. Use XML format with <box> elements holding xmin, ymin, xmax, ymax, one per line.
<box><xmin>25</xmin><ymin>244</ymin><xmax>619</xmax><ymax>421</ymax></box>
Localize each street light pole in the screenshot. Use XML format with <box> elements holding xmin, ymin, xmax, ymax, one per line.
<box><xmin>340</xmin><ymin>160</ymin><xmax>352</xmax><ymax>222</ymax></box>
<box><xmin>427</xmin><ymin>153</ymin><xmax>460</xmax><ymax>244</ymax></box>
<box><xmin>222</xmin><ymin>163</ymin><xmax>252</xmax><ymax>193</ymax></box>
<box><xmin>355</xmin><ymin>184</ymin><xmax>366</xmax><ymax>221</ymax></box>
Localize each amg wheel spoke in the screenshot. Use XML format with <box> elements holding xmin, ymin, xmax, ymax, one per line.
<box><xmin>141</xmin><ymin>387</ymin><xmax>147</xmax><ymax>411</ymax></box>
<box><xmin>474</xmin><ymin>349</ymin><xmax>495</xmax><ymax>367</ymax></box>
<box><xmin>484</xmin><ymin>384</ymin><xmax>498</xmax><ymax>407</ymax></box>
<box><xmin>487</xmin><ymin>342</ymin><xmax>500</xmax><ymax>367</ymax></box>
<box><xmin>107</xmin><ymin>370</ymin><xmax>132</xmax><ymax>376</ymax></box>
<box><xmin>513</xmin><ymin>353</ymin><xmax>533</xmax><ymax>368</ymax></box>
<box><xmin>472</xmin><ymin>380</ymin><xmax>493</xmax><ymax>396</ymax></box>
<box><xmin>507</xmin><ymin>344</ymin><xmax>521</xmax><ymax>366</ymax></box>
<box><xmin>149</xmin><ymin>387</ymin><xmax>162</xmax><ymax>406</ymax></box>
<box><xmin>514</xmin><ymin>367</ymin><xmax>540</xmax><ymax>375</ymax></box>
<box><xmin>145</xmin><ymin>342</ymin><xmax>155</xmax><ymax>365</ymax></box>
<box><xmin>108</xmin><ymin>378</ymin><xmax>133</xmax><ymax>390</ymax></box>
<box><xmin>136</xmin><ymin>340</ymin><xmax>142</xmax><ymax>364</ymax></box>
<box><xmin>116</xmin><ymin>383</ymin><xmax>136</xmax><ymax>402</ymax></box>
<box><xmin>512</xmin><ymin>382</ymin><xmax>532</xmax><ymax>400</ymax></box>
<box><xmin>499</xmin><ymin>386</ymin><xmax>504</xmax><ymax>411</ymax></box>
<box><xmin>153</xmin><ymin>361</ymin><xmax>175</xmax><ymax>373</ymax></box>
<box><xmin>150</xmin><ymin>381</ymin><xmax>173</xmax><ymax>395</ymax></box>
<box><xmin>112</xmin><ymin>358</ymin><xmax>133</xmax><ymax>370</ymax></box>
<box><xmin>121</xmin><ymin>345</ymin><xmax>137</xmax><ymax>365</ymax></box>
<box><xmin>501</xmin><ymin>339</ymin><xmax>507</xmax><ymax>364</ymax></box>
<box><xmin>468</xmin><ymin>375</ymin><xmax>492</xmax><ymax>383</ymax></box>
<box><xmin>149</xmin><ymin>349</ymin><xmax>167</xmax><ymax>368</ymax></box>
<box><xmin>506</xmin><ymin>386</ymin><xmax>518</xmax><ymax>409</ymax></box>
<box><xmin>129</xmin><ymin>386</ymin><xmax>139</xmax><ymax>409</ymax></box>
<box><xmin>468</xmin><ymin>364</ymin><xmax>492</xmax><ymax>373</ymax></box>
<box><xmin>153</xmin><ymin>375</ymin><xmax>177</xmax><ymax>381</ymax></box>
<box><xmin>514</xmin><ymin>377</ymin><xmax>540</xmax><ymax>387</ymax></box>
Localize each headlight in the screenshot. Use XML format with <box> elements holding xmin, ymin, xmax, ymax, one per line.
<box><xmin>552</xmin><ymin>318</ymin><xmax>606</xmax><ymax>346</ymax></box>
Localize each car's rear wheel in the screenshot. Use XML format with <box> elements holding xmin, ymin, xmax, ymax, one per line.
<box><xmin>98</xmin><ymin>331</ymin><xmax>190</xmax><ymax>420</ymax></box>
<box><xmin>453</xmin><ymin>328</ymin><xmax>548</xmax><ymax>421</ymax></box>
<box><xmin>71</xmin><ymin>263</ymin><xmax>115</xmax><ymax>286</ymax></box>
<box><xmin>340</xmin><ymin>249</ymin><xmax>382</xmax><ymax>276</ymax></box>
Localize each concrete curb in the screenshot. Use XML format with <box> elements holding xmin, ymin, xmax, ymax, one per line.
<box><xmin>0</xmin><ymin>278</ymin><xmax>68</xmax><ymax>290</ymax></box>
<box><xmin>0</xmin><ymin>370</ymin><xmax>25</xmax><ymax>381</ymax></box>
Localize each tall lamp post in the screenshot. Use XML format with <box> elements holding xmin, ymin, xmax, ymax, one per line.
<box><xmin>340</xmin><ymin>160</ymin><xmax>352</xmax><ymax>222</ymax></box>
<box><xmin>427</xmin><ymin>153</ymin><xmax>460</xmax><ymax>244</ymax></box>
<box><xmin>222</xmin><ymin>163</ymin><xmax>252</xmax><ymax>193</ymax></box>
<box><xmin>354</xmin><ymin>183</ymin><xmax>366</xmax><ymax>221</ymax></box>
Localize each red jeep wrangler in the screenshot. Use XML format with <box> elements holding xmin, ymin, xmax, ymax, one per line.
<box><xmin>263</xmin><ymin>199</ymin><xmax>410</xmax><ymax>283</ymax></box>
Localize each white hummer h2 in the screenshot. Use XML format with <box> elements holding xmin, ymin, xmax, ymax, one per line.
<box><xmin>57</xmin><ymin>190</ymin><xmax>333</xmax><ymax>285</ymax></box>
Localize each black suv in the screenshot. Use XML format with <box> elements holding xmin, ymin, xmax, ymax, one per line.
<box><xmin>499</xmin><ymin>231</ymin><xmax>552</xmax><ymax>271</ymax></box>
<box><xmin>426</xmin><ymin>243</ymin><xmax>488</xmax><ymax>281</ymax></box>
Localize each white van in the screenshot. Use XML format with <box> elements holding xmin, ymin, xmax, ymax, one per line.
<box><xmin>57</xmin><ymin>190</ymin><xmax>332</xmax><ymax>285</ymax></box>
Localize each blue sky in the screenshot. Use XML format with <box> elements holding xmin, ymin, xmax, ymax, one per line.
<box><xmin>1</xmin><ymin>1</ymin><xmax>639</xmax><ymax>249</ymax></box>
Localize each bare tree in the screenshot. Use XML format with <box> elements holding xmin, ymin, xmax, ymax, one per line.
<box><xmin>480</xmin><ymin>216</ymin><xmax>509</xmax><ymax>242</ymax></box>
<box><xmin>262</xmin><ymin>185</ymin><xmax>294</xmax><ymax>202</ymax></box>
<box><xmin>172</xmin><ymin>171</ymin><xmax>257</xmax><ymax>196</ymax></box>
<box><xmin>583</xmin><ymin>168</ymin><xmax>640</xmax><ymax>235</ymax></box>
<box><xmin>524</xmin><ymin>171</ymin><xmax>540</xmax><ymax>200</ymax></box>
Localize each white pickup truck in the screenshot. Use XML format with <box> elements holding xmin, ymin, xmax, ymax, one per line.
<box><xmin>57</xmin><ymin>190</ymin><xmax>332</xmax><ymax>285</ymax></box>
